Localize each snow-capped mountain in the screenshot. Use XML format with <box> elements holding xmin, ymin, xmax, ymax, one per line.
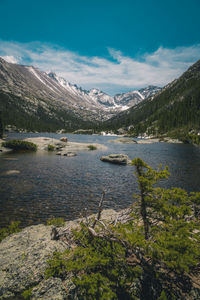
<box><xmin>0</xmin><ymin>57</ymin><xmax>161</xmax><ymax>125</ymax></box>
<box><xmin>88</xmin><ymin>89</ymin><xmax>115</xmax><ymax>107</ymax></box>
<box><xmin>114</xmin><ymin>86</ymin><xmax>161</xmax><ymax>107</ymax></box>
<box><xmin>47</xmin><ymin>71</ymin><xmax>161</xmax><ymax>111</ymax></box>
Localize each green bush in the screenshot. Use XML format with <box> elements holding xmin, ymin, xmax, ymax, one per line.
<box><xmin>2</xmin><ymin>139</ymin><xmax>37</xmax><ymax>151</ymax></box>
<box><xmin>46</xmin><ymin>218</ymin><xmax>65</xmax><ymax>227</ymax></box>
<box><xmin>48</xmin><ymin>144</ymin><xmax>55</xmax><ymax>151</ymax></box>
<box><xmin>87</xmin><ymin>145</ymin><xmax>97</xmax><ymax>150</ymax></box>
<box><xmin>0</xmin><ymin>221</ymin><xmax>21</xmax><ymax>242</ymax></box>
<box><xmin>21</xmin><ymin>287</ymin><xmax>33</xmax><ymax>299</ymax></box>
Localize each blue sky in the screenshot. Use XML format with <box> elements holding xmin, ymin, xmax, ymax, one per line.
<box><xmin>0</xmin><ymin>0</ymin><xmax>200</xmax><ymax>95</ymax></box>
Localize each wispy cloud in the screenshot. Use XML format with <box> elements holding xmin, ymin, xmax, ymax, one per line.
<box><xmin>0</xmin><ymin>41</ymin><xmax>199</xmax><ymax>95</ymax></box>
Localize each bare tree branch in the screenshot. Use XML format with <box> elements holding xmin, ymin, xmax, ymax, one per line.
<box><xmin>92</xmin><ymin>191</ymin><xmax>105</xmax><ymax>229</ymax></box>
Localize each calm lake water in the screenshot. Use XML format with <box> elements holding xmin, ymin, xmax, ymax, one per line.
<box><xmin>0</xmin><ymin>133</ymin><xmax>200</xmax><ymax>228</ymax></box>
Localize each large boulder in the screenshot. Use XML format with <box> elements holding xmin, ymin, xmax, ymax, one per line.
<box><xmin>100</xmin><ymin>154</ymin><xmax>131</xmax><ymax>165</ymax></box>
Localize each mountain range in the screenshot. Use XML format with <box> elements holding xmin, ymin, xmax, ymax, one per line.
<box><xmin>0</xmin><ymin>56</ymin><xmax>200</xmax><ymax>142</ymax></box>
<box><xmin>0</xmin><ymin>57</ymin><xmax>160</xmax><ymax>131</ymax></box>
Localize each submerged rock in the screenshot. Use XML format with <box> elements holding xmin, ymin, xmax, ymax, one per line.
<box><xmin>4</xmin><ymin>170</ymin><xmax>20</xmax><ymax>175</ymax></box>
<box><xmin>100</xmin><ymin>154</ymin><xmax>131</xmax><ymax>165</ymax></box>
<box><xmin>56</xmin><ymin>151</ymin><xmax>77</xmax><ymax>157</ymax></box>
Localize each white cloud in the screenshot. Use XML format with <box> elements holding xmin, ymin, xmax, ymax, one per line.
<box><xmin>0</xmin><ymin>40</ymin><xmax>199</xmax><ymax>95</ymax></box>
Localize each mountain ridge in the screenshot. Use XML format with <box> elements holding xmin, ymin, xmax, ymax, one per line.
<box><xmin>0</xmin><ymin>57</ymin><xmax>160</xmax><ymax>131</ymax></box>
<box><xmin>103</xmin><ymin>59</ymin><xmax>200</xmax><ymax>142</ymax></box>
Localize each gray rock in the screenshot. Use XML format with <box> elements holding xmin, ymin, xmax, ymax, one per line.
<box><xmin>60</xmin><ymin>137</ymin><xmax>68</xmax><ymax>142</ymax></box>
<box><xmin>100</xmin><ymin>154</ymin><xmax>131</xmax><ymax>165</ymax></box>
<box><xmin>63</xmin><ymin>152</ymin><xmax>77</xmax><ymax>157</ymax></box>
<box><xmin>109</xmin><ymin>138</ymin><xmax>137</xmax><ymax>144</ymax></box>
<box><xmin>0</xmin><ymin>224</ymin><xmax>66</xmax><ymax>298</ymax></box>
<box><xmin>31</xmin><ymin>277</ymin><xmax>68</xmax><ymax>300</ymax></box>
<box><xmin>0</xmin><ymin>209</ymin><xmax>122</xmax><ymax>299</ymax></box>
<box><xmin>56</xmin><ymin>146</ymin><xmax>64</xmax><ymax>150</ymax></box>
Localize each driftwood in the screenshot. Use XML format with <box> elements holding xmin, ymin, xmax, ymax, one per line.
<box><xmin>92</xmin><ymin>191</ymin><xmax>105</xmax><ymax>229</ymax></box>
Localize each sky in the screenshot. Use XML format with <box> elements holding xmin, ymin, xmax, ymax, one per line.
<box><xmin>0</xmin><ymin>0</ymin><xmax>200</xmax><ymax>95</ymax></box>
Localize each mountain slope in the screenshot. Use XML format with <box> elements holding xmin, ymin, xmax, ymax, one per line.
<box><xmin>0</xmin><ymin>58</ymin><xmax>109</xmax><ymax>123</ymax></box>
<box><xmin>0</xmin><ymin>57</ymin><xmax>160</xmax><ymax>132</ymax></box>
<box><xmin>104</xmin><ymin>60</ymin><xmax>200</xmax><ymax>141</ymax></box>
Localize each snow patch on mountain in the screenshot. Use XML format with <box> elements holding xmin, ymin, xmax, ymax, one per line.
<box><xmin>47</xmin><ymin>72</ymin><xmax>161</xmax><ymax>111</ymax></box>
<box><xmin>27</xmin><ymin>67</ymin><xmax>46</xmax><ymax>86</ymax></box>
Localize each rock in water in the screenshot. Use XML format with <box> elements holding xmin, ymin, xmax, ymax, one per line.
<box><xmin>63</xmin><ymin>152</ymin><xmax>77</xmax><ymax>157</ymax></box>
<box><xmin>4</xmin><ymin>170</ymin><xmax>20</xmax><ymax>175</ymax></box>
<box><xmin>60</xmin><ymin>137</ymin><xmax>68</xmax><ymax>142</ymax></box>
<box><xmin>100</xmin><ymin>154</ymin><xmax>131</xmax><ymax>165</ymax></box>
<box><xmin>109</xmin><ymin>138</ymin><xmax>137</xmax><ymax>144</ymax></box>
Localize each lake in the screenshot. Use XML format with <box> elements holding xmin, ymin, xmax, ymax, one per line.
<box><xmin>0</xmin><ymin>133</ymin><xmax>200</xmax><ymax>228</ymax></box>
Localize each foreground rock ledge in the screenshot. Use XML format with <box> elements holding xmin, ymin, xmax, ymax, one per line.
<box><xmin>0</xmin><ymin>209</ymin><xmax>121</xmax><ymax>299</ymax></box>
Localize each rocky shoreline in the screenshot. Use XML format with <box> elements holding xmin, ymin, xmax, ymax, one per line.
<box><xmin>0</xmin><ymin>209</ymin><xmax>124</xmax><ymax>299</ymax></box>
<box><xmin>109</xmin><ymin>137</ymin><xmax>183</xmax><ymax>144</ymax></box>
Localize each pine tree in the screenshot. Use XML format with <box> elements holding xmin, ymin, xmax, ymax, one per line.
<box><xmin>45</xmin><ymin>158</ymin><xmax>200</xmax><ymax>299</ymax></box>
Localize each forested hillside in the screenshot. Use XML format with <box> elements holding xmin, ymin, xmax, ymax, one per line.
<box><xmin>0</xmin><ymin>91</ymin><xmax>96</xmax><ymax>132</ymax></box>
<box><xmin>103</xmin><ymin>60</ymin><xmax>200</xmax><ymax>142</ymax></box>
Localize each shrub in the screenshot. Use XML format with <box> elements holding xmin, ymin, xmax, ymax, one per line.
<box><xmin>2</xmin><ymin>140</ymin><xmax>37</xmax><ymax>151</ymax></box>
<box><xmin>21</xmin><ymin>287</ymin><xmax>33</xmax><ymax>299</ymax></box>
<box><xmin>88</xmin><ymin>145</ymin><xmax>97</xmax><ymax>150</ymax></box>
<box><xmin>0</xmin><ymin>221</ymin><xmax>21</xmax><ymax>242</ymax></box>
<box><xmin>48</xmin><ymin>144</ymin><xmax>55</xmax><ymax>151</ymax></box>
<box><xmin>46</xmin><ymin>218</ymin><xmax>65</xmax><ymax>227</ymax></box>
